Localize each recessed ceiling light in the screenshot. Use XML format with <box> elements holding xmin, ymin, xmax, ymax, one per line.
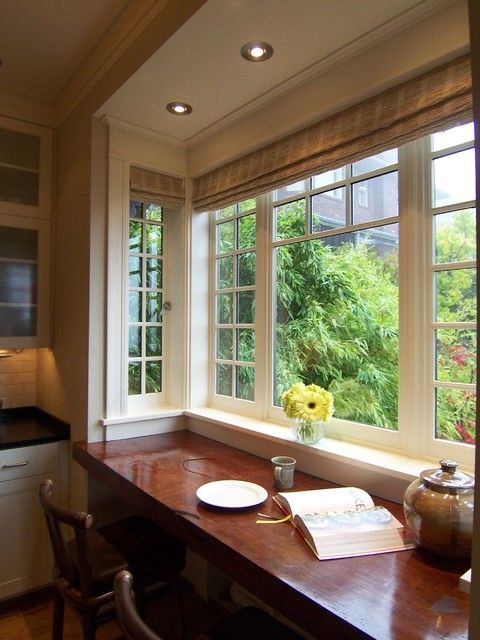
<box><xmin>166</xmin><ymin>102</ymin><xmax>192</xmax><ymax>115</ymax></box>
<box><xmin>240</xmin><ymin>41</ymin><xmax>273</xmax><ymax>62</ymax></box>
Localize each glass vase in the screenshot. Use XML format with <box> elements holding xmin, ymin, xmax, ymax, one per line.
<box><xmin>289</xmin><ymin>418</ymin><xmax>325</xmax><ymax>445</ymax></box>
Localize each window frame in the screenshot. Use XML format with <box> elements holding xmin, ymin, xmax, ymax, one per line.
<box><xmin>106</xmin><ymin>155</ymin><xmax>186</xmax><ymax>421</ymax></box>
<box><xmin>208</xmin><ymin>126</ymin><xmax>476</xmax><ymax>467</ymax></box>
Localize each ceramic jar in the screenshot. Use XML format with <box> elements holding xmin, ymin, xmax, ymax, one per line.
<box><xmin>403</xmin><ymin>459</ymin><xmax>474</xmax><ymax>560</ymax></box>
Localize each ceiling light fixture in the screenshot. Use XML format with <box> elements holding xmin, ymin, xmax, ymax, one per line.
<box><xmin>166</xmin><ymin>101</ymin><xmax>192</xmax><ymax>115</ymax></box>
<box><xmin>240</xmin><ymin>41</ymin><xmax>273</xmax><ymax>62</ymax></box>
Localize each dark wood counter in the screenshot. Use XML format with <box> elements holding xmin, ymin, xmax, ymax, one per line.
<box><xmin>73</xmin><ymin>430</ymin><xmax>470</xmax><ymax>640</ymax></box>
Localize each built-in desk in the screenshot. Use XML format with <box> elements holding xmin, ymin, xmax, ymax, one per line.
<box><xmin>73</xmin><ymin>430</ymin><xmax>469</xmax><ymax>640</ymax></box>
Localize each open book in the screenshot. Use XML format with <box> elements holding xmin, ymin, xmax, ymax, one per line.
<box><xmin>273</xmin><ymin>487</ymin><xmax>414</xmax><ymax>560</ymax></box>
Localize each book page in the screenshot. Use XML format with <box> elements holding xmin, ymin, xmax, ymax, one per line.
<box><xmin>294</xmin><ymin>507</ymin><xmax>413</xmax><ymax>560</ymax></box>
<box><xmin>275</xmin><ymin>486</ymin><xmax>374</xmax><ymax>517</ymax></box>
<box><xmin>297</xmin><ymin>506</ymin><xmax>402</xmax><ymax>538</ymax></box>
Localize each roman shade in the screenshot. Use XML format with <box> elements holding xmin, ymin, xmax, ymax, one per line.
<box><xmin>192</xmin><ymin>54</ymin><xmax>472</xmax><ymax>212</ymax></box>
<box><xmin>130</xmin><ymin>166</ymin><xmax>185</xmax><ymax>208</ymax></box>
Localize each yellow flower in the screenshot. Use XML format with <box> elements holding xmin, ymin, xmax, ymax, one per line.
<box><xmin>282</xmin><ymin>382</ymin><xmax>333</xmax><ymax>422</ymax></box>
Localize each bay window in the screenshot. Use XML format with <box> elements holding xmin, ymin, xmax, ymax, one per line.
<box><xmin>209</xmin><ymin>122</ymin><xmax>476</xmax><ymax>466</ymax></box>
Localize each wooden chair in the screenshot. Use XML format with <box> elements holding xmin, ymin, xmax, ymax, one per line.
<box><xmin>114</xmin><ymin>570</ymin><xmax>304</xmax><ymax>640</ymax></box>
<box><xmin>39</xmin><ymin>479</ymin><xmax>187</xmax><ymax>640</ymax></box>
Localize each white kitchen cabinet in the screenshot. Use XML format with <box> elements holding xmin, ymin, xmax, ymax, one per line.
<box><xmin>0</xmin><ymin>213</ymin><xmax>50</xmax><ymax>347</ymax></box>
<box><xmin>0</xmin><ymin>116</ymin><xmax>53</xmax><ymax>348</ymax></box>
<box><xmin>0</xmin><ymin>441</ymin><xmax>67</xmax><ymax>600</ymax></box>
<box><xmin>0</xmin><ymin>116</ymin><xmax>53</xmax><ymax>221</ymax></box>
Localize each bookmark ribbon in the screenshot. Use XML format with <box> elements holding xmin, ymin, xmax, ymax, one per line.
<box><xmin>255</xmin><ymin>514</ymin><xmax>292</xmax><ymax>524</ymax></box>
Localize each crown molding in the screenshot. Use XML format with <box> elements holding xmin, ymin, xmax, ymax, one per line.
<box><xmin>0</xmin><ymin>88</ymin><xmax>57</xmax><ymax>129</ymax></box>
<box><xmin>102</xmin><ymin>115</ymin><xmax>187</xmax><ymax>149</ymax></box>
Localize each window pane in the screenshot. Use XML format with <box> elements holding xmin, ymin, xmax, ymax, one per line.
<box><xmin>217</xmin><ymin>292</ymin><xmax>233</xmax><ymax>324</ymax></box>
<box><xmin>433</xmin><ymin>123</ymin><xmax>475</xmax><ymax>151</ymax></box>
<box><xmin>217</xmin><ymin>256</ymin><xmax>234</xmax><ymax>288</ymax></box>
<box><xmin>217</xmin><ymin>220</ymin><xmax>234</xmax><ymax>253</ymax></box>
<box><xmin>237</xmin><ymin>252</ymin><xmax>255</xmax><ymax>287</ymax></box>
<box><xmin>128</xmin><ymin>326</ymin><xmax>141</xmax><ymax>357</ymax></box>
<box><xmin>129</xmin><ymin>291</ymin><xmax>141</xmax><ymax>322</ymax></box>
<box><xmin>129</xmin><ymin>221</ymin><xmax>142</xmax><ymax>252</ymax></box>
<box><xmin>436</xmin><ymin>387</ymin><xmax>476</xmax><ymax>444</ymax></box>
<box><xmin>436</xmin><ymin>329</ymin><xmax>476</xmax><ymax>384</ymax></box>
<box><xmin>217</xmin><ymin>328</ymin><xmax>233</xmax><ymax>360</ymax></box>
<box><xmin>238</xmin><ymin>214</ymin><xmax>256</xmax><ymax>249</ymax></box>
<box><xmin>129</xmin><ymin>201</ymin><xmax>143</xmax><ymax>218</ymax></box>
<box><xmin>239</xmin><ymin>198</ymin><xmax>256</xmax><ymax>212</ymax></box>
<box><xmin>435</xmin><ymin>269</ymin><xmax>476</xmax><ymax>322</ymax></box>
<box><xmin>275</xmin><ymin>199</ymin><xmax>306</xmax><ymax>240</ymax></box>
<box><xmin>236</xmin><ymin>366</ymin><xmax>255</xmax><ymax>401</ymax></box>
<box><xmin>145</xmin><ymin>361</ymin><xmax>162</xmax><ymax>393</ymax></box>
<box><xmin>274</xmin><ymin>180</ymin><xmax>305</xmax><ymax>200</ymax></box>
<box><xmin>352</xmin><ymin>171</ymin><xmax>398</xmax><ymax>224</ymax></box>
<box><xmin>434</xmin><ymin>209</ymin><xmax>476</xmax><ymax>264</ymax></box>
<box><xmin>352</xmin><ymin>149</ymin><xmax>397</xmax><ymax>175</ymax></box>
<box><xmin>146</xmin><ymin>258</ymin><xmax>162</xmax><ymax>288</ymax></box>
<box><xmin>145</xmin><ymin>204</ymin><xmax>162</xmax><ymax>221</ymax></box>
<box><xmin>146</xmin><ymin>292</ymin><xmax>162</xmax><ymax>322</ymax></box>
<box><xmin>146</xmin><ymin>326</ymin><xmax>162</xmax><ymax>356</ymax></box>
<box><xmin>433</xmin><ymin>149</ymin><xmax>475</xmax><ymax>207</ymax></box>
<box><xmin>237</xmin><ymin>290</ymin><xmax>255</xmax><ymax>323</ymax></box>
<box><xmin>237</xmin><ymin>328</ymin><xmax>255</xmax><ymax>361</ymax></box>
<box><xmin>311</xmin><ymin>167</ymin><xmax>345</xmax><ymax>189</ymax></box>
<box><xmin>217</xmin><ymin>205</ymin><xmax>235</xmax><ymax>219</ymax></box>
<box><xmin>216</xmin><ymin>363</ymin><xmax>232</xmax><ymax>396</ymax></box>
<box><xmin>311</xmin><ymin>187</ymin><xmax>346</xmax><ymax>232</ymax></box>
<box><xmin>128</xmin><ymin>362</ymin><xmax>141</xmax><ymax>395</ymax></box>
<box><xmin>146</xmin><ymin>224</ymin><xmax>162</xmax><ymax>255</ymax></box>
<box><xmin>274</xmin><ymin>227</ymin><xmax>399</xmax><ymax>429</ymax></box>
<box><xmin>129</xmin><ymin>256</ymin><xmax>142</xmax><ymax>287</ymax></box>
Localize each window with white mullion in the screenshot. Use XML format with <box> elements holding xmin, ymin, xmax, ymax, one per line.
<box><xmin>271</xmin><ymin>151</ymin><xmax>400</xmax><ymax>442</ymax></box>
<box><xmin>127</xmin><ymin>200</ymin><xmax>164</xmax><ymax>399</ymax></box>
<box><xmin>429</xmin><ymin>122</ymin><xmax>476</xmax><ymax>452</ymax></box>
<box><xmin>213</xmin><ymin>200</ymin><xmax>256</xmax><ymax>404</ymax></box>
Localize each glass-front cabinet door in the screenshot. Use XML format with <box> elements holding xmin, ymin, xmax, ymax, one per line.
<box><xmin>0</xmin><ymin>215</ymin><xmax>50</xmax><ymax>347</ymax></box>
<box><xmin>0</xmin><ymin>116</ymin><xmax>52</xmax><ymax>220</ymax></box>
<box><xmin>0</xmin><ymin>116</ymin><xmax>52</xmax><ymax>347</ymax></box>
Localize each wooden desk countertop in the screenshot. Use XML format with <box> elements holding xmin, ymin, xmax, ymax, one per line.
<box><xmin>73</xmin><ymin>430</ymin><xmax>470</xmax><ymax>640</ymax></box>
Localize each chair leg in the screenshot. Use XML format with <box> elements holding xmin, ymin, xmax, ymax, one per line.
<box><xmin>82</xmin><ymin>611</ymin><xmax>97</xmax><ymax>640</ymax></box>
<box><xmin>52</xmin><ymin>590</ymin><xmax>65</xmax><ymax>640</ymax></box>
<box><xmin>174</xmin><ymin>578</ymin><xmax>187</xmax><ymax>640</ymax></box>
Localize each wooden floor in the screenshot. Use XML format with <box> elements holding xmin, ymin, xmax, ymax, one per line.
<box><xmin>0</xmin><ymin>581</ymin><xmax>225</xmax><ymax>640</ymax></box>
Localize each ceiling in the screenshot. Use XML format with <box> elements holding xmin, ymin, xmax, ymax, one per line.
<box><xmin>0</xmin><ymin>0</ymin><xmax>457</xmax><ymax>145</ymax></box>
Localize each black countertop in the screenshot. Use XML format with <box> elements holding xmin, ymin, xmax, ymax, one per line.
<box><xmin>0</xmin><ymin>407</ymin><xmax>70</xmax><ymax>450</ymax></box>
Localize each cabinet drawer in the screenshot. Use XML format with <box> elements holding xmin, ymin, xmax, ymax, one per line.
<box><xmin>0</xmin><ymin>442</ymin><xmax>58</xmax><ymax>481</ymax></box>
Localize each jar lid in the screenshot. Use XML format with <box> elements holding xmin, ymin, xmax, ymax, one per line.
<box><xmin>420</xmin><ymin>459</ymin><xmax>474</xmax><ymax>491</ymax></box>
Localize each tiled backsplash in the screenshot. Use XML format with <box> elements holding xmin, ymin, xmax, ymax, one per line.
<box><xmin>0</xmin><ymin>349</ymin><xmax>37</xmax><ymax>408</ymax></box>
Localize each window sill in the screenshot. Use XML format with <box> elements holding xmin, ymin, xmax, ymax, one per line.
<box><xmin>101</xmin><ymin>406</ymin><xmax>185</xmax><ymax>441</ymax></box>
<box><xmin>184</xmin><ymin>407</ymin><xmax>435</xmax><ymax>504</ymax></box>
<box><xmin>101</xmin><ymin>406</ymin><xmax>184</xmax><ymax>426</ymax></box>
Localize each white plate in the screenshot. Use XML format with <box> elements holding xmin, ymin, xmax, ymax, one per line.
<box><xmin>196</xmin><ymin>480</ymin><xmax>268</xmax><ymax>508</ymax></box>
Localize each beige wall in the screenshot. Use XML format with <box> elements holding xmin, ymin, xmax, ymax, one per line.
<box><xmin>34</xmin><ymin>0</ymin><xmax>207</xmax><ymax>510</ymax></box>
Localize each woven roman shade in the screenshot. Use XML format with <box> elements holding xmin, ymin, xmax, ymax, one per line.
<box><xmin>130</xmin><ymin>166</ymin><xmax>185</xmax><ymax>208</ymax></box>
<box><xmin>192</xmin><ymin>55</ymin><xmax>472</xmax><ymax>212</ymax></box>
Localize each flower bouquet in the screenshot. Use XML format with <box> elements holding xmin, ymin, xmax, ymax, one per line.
<box><xmin>282</xmin><ymin>382</ymin><xmax>334</xmax><ymax>445</ymax></box>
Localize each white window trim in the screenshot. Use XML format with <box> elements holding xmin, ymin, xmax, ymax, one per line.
<box><xmin>106</xmin><ymin>154</ymin><xmax>187</xmax><ymax>427</ymax></box>
<box><xmin>206</xmin><ymin>132</ymin><xmax>476</xmax><ymax>470</ymax></box>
